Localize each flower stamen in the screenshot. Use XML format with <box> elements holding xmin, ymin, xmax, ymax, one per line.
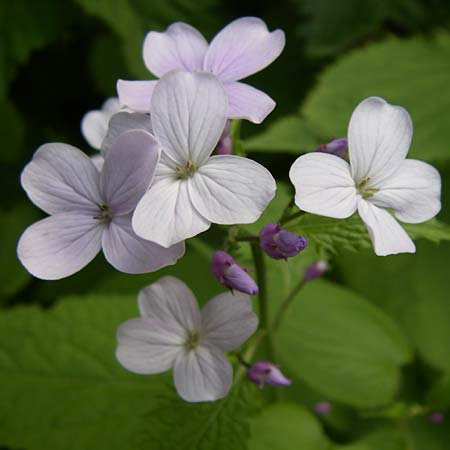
<box><xmin>176</xmin><ymin>160</ymin><xmax>197</xmax><ymax>179</ymax></box>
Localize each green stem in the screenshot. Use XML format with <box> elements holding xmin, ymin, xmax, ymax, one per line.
<box><xmin>280</xmin><ymin>210</ymin><xmax>305</xmax><ymax>225</ymax></box>
<box><xmin>236</xmin><ymin>235</ymin><xmax>259</xmax><ymax>242</ymax></box>
<box><xmin>250</xmin><ymin>243</ymin><xmax>275</xmax><ymax>361</ymax></box>
<box><xmin>272</xmin><ymin>278</ymin><xmax>305</xmax><ymax>331</ymax></box>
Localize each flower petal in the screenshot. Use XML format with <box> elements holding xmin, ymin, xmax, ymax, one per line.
<box><xmin>348</xmin><ymin>97</ymin><xmax>413</xmax><ymax>185</ymax></box>
<box><xmin>289</xmin><ymin>153</ymin><xmax>358</xmax><ymax>219</ymax></box>
<box><xmin>138</xmin><ymin>275</ymin><xmax>200</xmax><ymax>335</ymax></box>
<box><xmin>173</xmin><ymin>345</ymin><xmax>232</xmax><ymax>402</ymax></box>
<box><xmin>150</xmin><ymin>71</ymin><xmax>228</xmax><ymax>166</ymax></box>
<box><xmin>81</xmin><ymin>98</ymin><xmax>120</xmax><ymax>150</ymax></box>
<box><xmin>116</xmin><ymin>79</ymin><xmax>157</xmax><ymax>112</ymax></box>
<box><xmin>201</xmin><ymin>292</ymin><xmax>258</xmax><ymax>352</ymax></box>
<box><xmin>100</xmin><ymin>130</ymin><xmax>160</xmax><ymax>215</ymax></box>
<box><xmin>224</xmin><ymin>82</ymin><xmax>275</xmax><ymax>124</ymax></box>
<box><xmin>102</xmin><ymin>215</ymin><xmax>185</xmax><ymax>274</ymax></box>
<box><xmin>358</xmin><ymin>199</ymin><xmax>415</xmax><ymax>256</ymax></box>
<box><xmin>204</xmin><ymin>17</ymin><xmax>285</xmax><ymax>82</ymax></box>
<box><xmin>188</xmin><ymin>155</ymin><xmax>276</xmax><ymax>224</ymax></box>
<box><xmin>143</xmin><ymin>22</ymin><xmax>208</xmax><ymax>77</ymax></box>
<box><xmin>132</xmin><ymin>176</ymin><xmax>210</xmax><ymax>247</ymax></box>
<box><xmin>21</xmin><ymin>143</ymin><xmax>102</xmax><ymax>215</ymax></box>
<box><xmin>116</xmin><ymin>318</ymin><xmax>183</xmax><ymax>374</ymax></box>
<box><xmin>17</xmin><ymin>213</ymin><xmax>103</xmax><ymax>280</ymax></box>
<box><xmin>91</xmin><ymin>154</ymin><xmax>104</xmax><ymax>172</ymax></box>
<box><xmin>371</xmin><ymin>159</ymin><xmax>441</xmax><ymax>223</ymax></box>
<box><xmin>101</xmin><ymin>111</ymin><xmax>153</xmax><ymax>155</ymax></box>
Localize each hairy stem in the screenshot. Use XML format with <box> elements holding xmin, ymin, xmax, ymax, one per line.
<box><xmin>280</xmin><ymin>209</ymin><xmax>305</xmax><ymax>225</ymax></box>
<box><xmin>272</xmin><ymin>278</ymin><xmax>305</xmax><ymax>331</ymax></box>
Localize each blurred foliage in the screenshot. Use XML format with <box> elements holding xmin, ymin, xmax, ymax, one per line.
<box><xmin>1</xmin><ymin>0</ymin><xmax>450</xmax><ymax>449</ymax></box>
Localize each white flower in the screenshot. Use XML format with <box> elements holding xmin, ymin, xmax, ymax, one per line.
<box><xmin>116</xmin><ymin>276</ymin><xmax>258</xmax><ymax>402</ymax></box>
<box><xmin>132</xmin><ymin>70</ymin><xmax>276</xmax><ymax>248</ymax></box>
<box><xmin>289</xmin><ymin>97</ymin><xmax>442</xmax><ymax>256</ymax></box>
<box><xmin>81</xmin><ymin>98</ymin><xmax>121</xmax><ymax>150</ymax></box>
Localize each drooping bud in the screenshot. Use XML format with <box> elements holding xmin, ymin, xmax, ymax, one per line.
<box><xmin>303</xmin><ymin>260</ymin><xmax>329</xmax><ymax>282</ymax></box>
<box><xmin>315</xmin><ymin>138</ymin><xmax>347</xmax><ymax>159</ymax></box>
<box><xmin>314</xmin><ymin>401</ymin><xmax>333</xmax><ymax>416</ymax></box>
<box><xmin>216</xmin><ymin>120</ymin><xmax>233</xmax><ymax>155</ymax></box>
<box><xmin>211</xmin><ymin>251</ymin><xmax>258</xmax><ymax>295</ymax></box>
<box><xmin>260</xmin><ymin>223</ymin><xmax>308</xmax><ymax>259</ymax></box>
<box><xmin>429</xmin><ymin>412</ymin><xmax>445</xmax><ymax>424</ymax></box>
<box><xmin>247</xmin><ymin>361</ymin><xmax>292</xmax><ymax>388</ymax></box>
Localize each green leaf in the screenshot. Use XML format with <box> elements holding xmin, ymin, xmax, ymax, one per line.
<box><xmin>275</xmin><ymin>280</ymin><xmax>413</xmax><ymax>407</ymax></box>
<box><xmin>0</xmin><ymin>204</ymin><xmax>39</xmax><ymax>301</ymax></box>
<box><xmin>244</xmin><ymin>115</ymin><xmax>322</xmax><ymax>154</ymax></box>
<box><xmin>0</xmin><ymin>294</ymin><xmax>173</xmax><ymax>450</ymax></box>
<box><xmin>301</xmin><ymin>33</ymin><xmax>450</xmax><ymax>161</ymax></box>
<box><xmin>248</xmin><ymin>403</ymin><xmax>331</xmax><ymax>450</ymax></box>
<box><xmin>427</xmin><ymin>375</ymin><xmax>450</xmax><ymax>411</ymax></box>
<box><xmin>286</xmin><ymin>213</ymin><xmax>450</xmax><ymax>255</ymax></box>
<box><xmin>136</xmin><ymin>382</ymin><xmax>260</xmax><ymax>450</ymax></box>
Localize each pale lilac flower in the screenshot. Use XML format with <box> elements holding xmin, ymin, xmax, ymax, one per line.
<box><xmin>303</xmin><ymin>260</ymin><xmax>329</xmax><ymax>282</ymax></box>
<box><xmin>260</xmin><ymin>223</ymin><xmax>308</xmax><ymax>259</ymax></box>
<box><xmin>132</xmin><ymin>71</ymin><xmax>276</xmax><ymax>247</ymax></box>
<box><xmin>117</xmin><ymin>17</ymin><xmax>285</xmax><ymax>124</ymax></box>
<box><xmin>17</xmin><ymin>130</ymin><xmax>184</xmax><ymax>280</ymax></box>
<box><xmin>314</xmin><ymin>401</ymin><xmax>333</xmax><ymax>416</ymax></box>
<box><xmin>211</xmin><ymin>251</ymin><xmax>258</xmax><ymax>295</ymax></box>
<box><xmin>116</xmin><ymin>276</ymin><xmax>258</xmax><ymax>402</ymax></box>
<box><xmin>429</xmin><ymin>412</ymin><xmax>445</xmax><ymax>424</ymax></box>
<box><xmin>81</xmin><ymin>97</ymin><xmax>121</xmax><ymax>150</ymax></box>
<box><xmin>247</xmin><ymin>361</ymin><xmax>291</xmax><ymax>388</ymax></box>
<box><xmin>216</xmin><ymin>120</ymin><xmax>233</xmax><ymax>155</ymax></box>
<box><xmin>289</xmin><ymin>97</ymin><xmax>442</xmax><ymax>256</ymax></box>
<box><xmin>315</xmin><ymin>138</ymin><xmax>347</xmax><ymax>159</ymax></box>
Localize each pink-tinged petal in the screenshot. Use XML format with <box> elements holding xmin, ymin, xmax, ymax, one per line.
<box><xmin>102</xmin><ymin>215</ymin><xmax>185</xmax><ymax>274</ymax></box>
<box><xmin>81</xmin><ymin>98</ymin><xmax>120</xmax><ymax>150</ymax></box>
<box><xmin>348</xmin><ymin>97</ymin><xmax>413</xmax><ymax>186</ymax></box>
<box><xmin>189</xmin><ymin>155</ymin><xmax>276</xmax><ymax>224</ymax></box>
<box><xmin>358</xmin><ymin>199</ymin><xmax>415</xmax><ymax>256</ymax></box>
<box><xmin>101</xmin><ymin>111</ymin><xmax>153</xmax><ymax>155</ymax></box>
<box><xmin>116</xmin><ymin>79</ymin><xmax>157</xmax><ymax>112</ymax></box>
<box><xmin>225</xmin><ymin>82</ymin><xmax>275</xmax><ymax>124</ymax></box>
<box><xmin>173</xmin><ymin>344</ymin><xmax>232</xmax><ymax>402</ymax></box>
<box><xmin>17</xmin><ymin>213</ymin><xmax>103</xmax><ymax>280</ymax></box>
<box><xmin>289</xmin><ymin>153</ymin><xmax>358</xmax><ymax>219</ymax></box>
<box><xmin>204</xmin><ymin>17</ymin><xmax>285</xmax><ymax>82</ymax></box>
<box><xmin>143</xmin><ymin>22</ymin><xmax>208</xmax><ymax>77</ymax></box>
<box><xmin>138</xmin><ymin>276</ymin><xmax>200</xmax><ymax>334</ymax></box>
<box><xmin>116</xmin><ymin>318</ymin><xmax>183</xmax><ymax>374</ymax></box>
<box><xmin>100</xmin><ymin>130</ymin><xmax>160</xmax><ymax>215</ymax></box>
<box><xmin>151</xmin><ymin>71</ymin><xmax>228</xmax><ymax>166</ymax></box>
<box><xmin>201</xmin><ymin>291</ymin><xmax>258</xmax><ymax>352</ymax></box>
<box><xmin>371</xmin><ymin>159</ymin><xmax>441</xmax><ymax>223</ymax></box>
<box><xmin>21</xmin><ymin>143</ymin><xmax>102</xmax><ymax>215</ymax></box>
<box><xmin>132</xmin><ymin>176</ymin><xmax>210</xmax><ymax>248</ymax></box>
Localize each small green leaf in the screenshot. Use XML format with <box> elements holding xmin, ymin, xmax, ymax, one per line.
<box><xmin>301</xmin><ymin>33</ymin><xmax>450</xmax><ymax>161</ymax></box>
<box><xmin>248</xmin><ymin>403</ymin><xmax>331</xmax><ymax>450</ymax></box>
<box><xmin>275</xmin><ymin>280</ymin><xmax>413</xmax><ymax>407</ymax></box>
<box><xmin>404</xmin><ymin>219</ymin><xmax>450</xmax><ymax>243</ymax></box>
<box><xmin>244</xmin><ymin>115</ymin><xmax>322</xmax><ymax>154</ymax></box>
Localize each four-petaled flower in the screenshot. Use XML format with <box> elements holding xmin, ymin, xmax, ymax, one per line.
<box><xmin>116</xmin><ymin>276</ymin><xmax>258</xmax><ymax>402</ymax></box>
<box><xmin>289</xmin><ymin>97</ymin><xmax>442</xmax><ymax>256</ymax></box>
<box><xmin>132</xmin><ymin>70</ymin><xmax>276</xmax><ymax>247</ymax></box>
<box><xmin>117</xmin><ymin>17</ymin><xmax>285</xmax><ymax>124</ymax></box>
<box><xmin>18</xmin><ymin>130</ymin><xmax>184</xmax><ymax>279</ymax></box>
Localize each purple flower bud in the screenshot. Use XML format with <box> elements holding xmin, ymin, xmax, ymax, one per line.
<box><xmin>260</xmin><ymin>223</ymin><xmax>308</xmax><ymax>260</ymax></box>
<box><xmin>303</xmin><ymin>260</ymin><xmax>329</xmax><ymax>282</ymax></box>
<box><xmin>315</xmin><ymin>138</ymin><xmax>348</xmax><ymax>159</ymax></box>
<box><xmin>247</xmin><ymin>361</ymin><xmax>292</xmax><ymax>388</ymax></box>
<box><xmin>314</xmin><ymin>401</ymin><xmax>333</xmax><ymax>416</ymax></box>
<box><xmin>429</xmin><ymin>412</ymin><xmax>445</xmax><ymax>424</ymax></box>
<box><xmin>216</xmin><ymin>120</ymin><xmax>233</xmax><ymax>155</ymax></box>
<box><xmin>211</xmin><ymin>251</ymin><xmax>258</xmax><ymax>295</ymax></box>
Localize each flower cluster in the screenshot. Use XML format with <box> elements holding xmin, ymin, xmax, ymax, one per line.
<box><xmin>17</xmin><ymin>16</ymin><xmax>442</xmax><ymax>403</ymax></box>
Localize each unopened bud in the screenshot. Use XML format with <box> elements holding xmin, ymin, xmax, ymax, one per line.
<box><xmin>303</xmin><ymin>260</ymin><xmax>328</xmax><ymax>282</ymax></box>
<box><xmin>247</xmin><ymin>361</ymin><xmax>291</xmax><ymax>388</ymax></box>
<box><xmin>260</xmin><ymin>223</ymin><xmax>307</xmax><ymax>260</ymax></box>
<box><xmin>429</xmin><ymin>412</ymin><xmax>445</xmax><ymax>424</ymax></box>
<box><xmin>216</xmin><ymin>120</ymin><xmax>233</xmax><ymax>155</ymax></box>
<box><xmin>315</xmin><ymin>138</ymin><xmax>347</xmax><ymax>159</ymax></box>
<box><xmin>314</xmin><ymin>401</ymin><xmax>333</xmax><ymax>416</ymax></box>
<box><xmin>211</xmin><ymin>251</ymin><xmax>258</xmax><ymax>295</ymax></box>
